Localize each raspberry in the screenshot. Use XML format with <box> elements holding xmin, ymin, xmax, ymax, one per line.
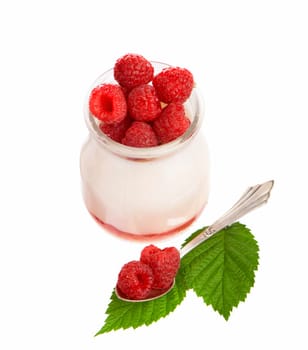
<box><xmin>153</xmin><ymin>66</ymin><xmax>194</xmax><ymax>103</ymax></box>
<box><xmin>140</xmin><ymin>245</ymin><xmax>180</xmax><ymax>289</ymax></box>
<box><xmin>152</xmin><ymin>103</ymin><xmax>191</xmax><ymax>144</ymax></box>
<box><xmin>139</xmin><ymin>244</ymin><xmax>161</xmax><ymax>266</ymax></box>
<box><xmin>122</xmin><ymin>121</ymin><xmax>158</xmax><ymax>147</ymax></box>
<box><xmin>114</xmin><ymin>53</ymin><xmax>154</xmax><ymax>90</ymax></box>
<box><xmin>89</xmin><ymin>84</ymin><xmax>127</xmax><ymax>123</ymax></box>
<box><xmin>128</xmin><ymin>84</ymin><xmax>162</xmax><ymax>122</ymax></box>
<box><xmin>117</xmin><ymin>261</ymin><xmax>154</xmax><ymax>300</ymax></box>
<box><xmin>99</xmin><ymin>115</ymin><xmax>132</xmax><ymax>143</ymax></box>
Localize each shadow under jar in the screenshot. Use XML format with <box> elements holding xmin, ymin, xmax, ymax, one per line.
<box><xmin>80</xmin><ymin>62</ymin><xmax>210</xmax><ymax>241</ymax></box>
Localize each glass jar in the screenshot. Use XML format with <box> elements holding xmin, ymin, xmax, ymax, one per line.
<box><xmin>80</xmin><ymin>62</ymin><xmax>210</xmax><ymax>240</ymax></box>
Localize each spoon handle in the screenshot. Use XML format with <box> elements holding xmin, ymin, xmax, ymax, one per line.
<box><xmin>180</xmin><ymin>180</ymin><xmax>274</xmax><ymax>257</ymax></box>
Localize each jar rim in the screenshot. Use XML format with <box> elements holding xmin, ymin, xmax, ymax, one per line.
<box><xmin>83</xmin><ymin>62</ymin><xmax>205</xmax><ymax>160</ymax></box>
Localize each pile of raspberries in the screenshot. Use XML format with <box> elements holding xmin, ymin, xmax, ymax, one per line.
<box><xmin>89</xmin><ymin>53</ymin><xmax>194</xmax><ymax>147</ymax></box>
<box><xmin>117</xmin><ymin>244</ymin><xmax>180</xmax><ymax>300</ymax></box>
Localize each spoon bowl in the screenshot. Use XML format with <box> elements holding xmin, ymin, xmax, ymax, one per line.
<box><xmin>115</xmin><ymin>179</ymin><xmax>274</xmax><ymax>302</ymax></box>
<box><xmin>116</xmin><ymin>280</ymin><xmax>175</xmax><ymax>302</ymax></box>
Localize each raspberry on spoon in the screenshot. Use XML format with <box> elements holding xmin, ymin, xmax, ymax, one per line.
<box><xmin>140</xmin><ymin>245</ymin><xmax>180</xmax><ymax>289</ymax></box>
<box><xmin>116</xmin><ymin>261</ymin><xmax>154</xmax><ymax>300</ymax></box>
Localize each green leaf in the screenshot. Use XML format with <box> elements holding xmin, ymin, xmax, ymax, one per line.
<box><xmin>96</xmin><ymin>222</ymin><xmax>260</xmax><ymax>334</ymax></box>
<box><xmin>181</xmin><ymin>222</ymin><xmax>259</xmax><ymax>320</ymax></box>
<box><xmin>96</xmin><ymin>267</ymin><xmax>187</xmax><ymax>334</ymax></box>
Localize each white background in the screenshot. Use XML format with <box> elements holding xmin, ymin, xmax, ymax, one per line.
<box><xmin>1</xmin><ymin>0</ymin><xmax>307</xmax><ymax>349</ymax></box>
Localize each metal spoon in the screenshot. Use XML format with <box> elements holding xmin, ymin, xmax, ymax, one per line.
<box><xmin>115</xmin><ymin>179</ymin><xmax>274</xmax><ymax>302</ymax></box>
